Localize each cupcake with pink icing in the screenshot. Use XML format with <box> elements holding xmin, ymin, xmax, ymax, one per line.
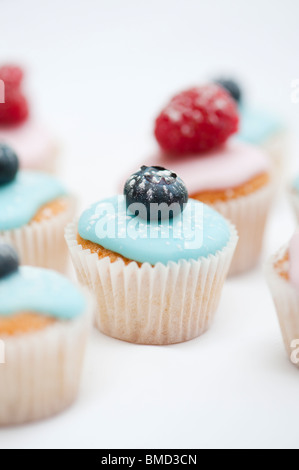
<box><xmin>0</xmin><ymin>65</ymin><xmax>58</xmax><ymax>173</ymax></box>
<box><xmin>266</xmin><ymin>231</ymin><xmax>299</xmax><ymax>368</ymax></box>
<box><xmin>147</xmin><ymin>83</ymin><xmax>275</xmax><ymax>275</ymax></box>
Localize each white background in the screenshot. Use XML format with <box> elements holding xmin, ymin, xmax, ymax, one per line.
<box><xmin>0</xmin><ymin>0</ymin><xmax>299</xmax><ymax>449</ymax></box>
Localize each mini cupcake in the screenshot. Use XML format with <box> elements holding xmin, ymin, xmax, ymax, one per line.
<box><xmin>0</xmin><ymin>244</ymin><xmax>92</xmax><ymax>425</ymax></box>
<box><xmin>0</xmin><ymin>65</ymin><xmax>58</xmax><ymax>173</ymax></box>
<box><xmin>289</xmin><ymin>175</ymin><xmax>299</xmax><ymax>222</ymax></box>
<box><xmin>0</xmin><ymin>143</ymin><xmax>75</xmax><ymax>271</ymax></box>
<box><xmin>151</xmin><ymin>84</ymin><xmax>274</xmax><ymax>275</ymax></box>
<box><xmin>66</xmin><ymin>166</ymin><xmax>238</xmax><ymax>345</ymax></box>
<box><xmin>214</xmin><ymin>77</ymin><xmax>288</xmax><ymax>175</ymax></box>
<box><xmin>266</xmin><ymin>231</ymin><xmax>299</xmax><ymax>368</ymax></box>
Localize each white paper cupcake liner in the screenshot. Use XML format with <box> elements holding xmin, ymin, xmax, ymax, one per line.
<box><xmin>0</xmin><ymin>292</ymin><xmax>93</xmax><ymax>426</ymax></box>
<box><xmin>0</xmin><ymin>196</ymin><xmax>76</xmax><ymax>273</ymax></box>
<box><xmin>211</xmin><ymin>180</ymin><xmax>275</xmax><ymax>276</ymax></box>
<box><xmin>266</xmin><ymin>250</ymin><xmax>299</xmax><ymax>368</ymax></box>
<box><xmin>65</xmin><ymin>221</ymin><xmax>238</xmax><ymax>345</ymax></box>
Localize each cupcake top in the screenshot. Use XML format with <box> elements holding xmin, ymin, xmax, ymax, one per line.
<box><xmin>79</xmin><ymin>166</ymin><xmax>232</xmax><ymax>265</ymax></box>
<box><xmin>0</xmin><ymin>245</ymin><xmax>86</xmax><ymax>320</ymax></box>
<box><xmin>0</xmin><ymin>65</ymin><xmax>55</xmax><ymax>170</ymax></box>
<box><xmin>0</xmin><ymin>143</ymin><xmax>66</xmax><ymax>230</ymax></box>
<box><xmin>151</xmin><ymin>82</ymin><xmax>271</xmax><ymax>196</ymax></box>
<box><xmin>289</xmin><ymin>231</ymin><xmax>299</xmax><ymax>290</ymax></box>
<box><xmin>146</xmin><ymin>141</ymin><xmax>271</xmax><ymax>195</ymax></box>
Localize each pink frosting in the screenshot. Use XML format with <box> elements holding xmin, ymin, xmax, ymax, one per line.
<box><xmin>289</xmin><ymin>231</ymin><xmax>299</xmax><ymax>289</ymax></box>
<box><xmin>145</xmin><ymin>140</ymin><xmax>271</xmax><ymax>194</ymax></box>
<box><xmin>0</xmin><ymin>120</ymin><xmax>56</xmax><ymax>170</ymax></box>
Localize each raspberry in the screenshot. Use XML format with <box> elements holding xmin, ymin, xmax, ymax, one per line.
<box><xmin>0</xmin><ymin>90</ymin><xmax>29</xmax><ymax>125</ymax></box>
<box><xmin>154</xmin><ymin>84</ymin><xmax>239</xmax><ymax>154</ymax></box>
<box><xmin>0</xmin><ymin>66</ymin><xmax>24</xmax><ymax>91</ymax></box>
<box><xmin>0</xmin><ymin>66</ymin><xmax>29</xmax><ymax>125</ymax></box>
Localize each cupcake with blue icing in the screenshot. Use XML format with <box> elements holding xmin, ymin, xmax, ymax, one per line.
<box><xmin>214</xmin><ymin>77</ymin><xmax>288</xmax><ymax>175</ymax></box>
<box><xmin>0</xmin><ymin>244</ymin><xmax>92</xmax><ymax>425</ymax></box>
<box><xmin>0</xmin><ymin>143</ymin><xmax>75</xmax><ymax>271</ymax></box>
<box><xmin>66</xmin><ymin>166</ymin><xmax>238</xmax><ymax>345</ymax></box>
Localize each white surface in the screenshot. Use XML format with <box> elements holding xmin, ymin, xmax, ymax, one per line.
<box><xmin>1</xmin><ymin>0</ymin><xmax>299</xmax><ymax>450</ymax></box>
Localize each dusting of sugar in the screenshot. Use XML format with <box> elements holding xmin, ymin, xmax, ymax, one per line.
<box><xmin>147</xmin><ymin>188</ymin><xmax>153</xmax><ymax>201</ymax></box>
<box><xmin>181</xmin><ymin>125</ymin><xmax>193</xmax><ymax>137</ymax></box>
<box><xmin>165</xmin><ymin>108</ymin><xmax>182</xmax><ymax>123</ymax></box>
<box><xmin>214</xmin><ymin>98</ymin><xmax>228</xmax><ymax>110</ymax></box>
<box><xmin>41</xmin><ymin>208</ymin><xmax>53</xmax><ymax>218</ymax></box>
<box><xmin>193</xmin><ymin>110</ymin><xmax>203</xmax><ymax>122</ymax></box>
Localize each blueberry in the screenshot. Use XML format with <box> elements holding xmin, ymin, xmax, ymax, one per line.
<box><xmin>214</xmin><ymin>78</ymin><xmax>242</xmax><ymax>104</ymax></box>
<box><xmin>124</xmin><ymin>166</ymin><xmax>188</xmax><ymax>220</ymax></box>
<box><xmin>0</xmin><ymin>143</ymin><xmax>19</xmax><ymax>185</ymax></box>
<box><xmin>0</xmin><ymin>244</ymin><xmax>19</xmax><ymax>279</ymax></box>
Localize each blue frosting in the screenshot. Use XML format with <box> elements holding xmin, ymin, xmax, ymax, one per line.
<box><xmin>238</xmin><ymin>106</ymin><xmax>284</xmax><ymax>145</ymax></box>
<box><xmin>0</xmin><ymin>267</ymin><xmax>86</xmax><ymax>319</ymax></box>
<box><xmin>78</xmin><ymin>196</ymin><xmax>231</xmax><ymax>265</ymax></box>
<box><xmin>0</xmin><ymin>172</ymin><xmax>67</xmax><ymax>230</ymax></box>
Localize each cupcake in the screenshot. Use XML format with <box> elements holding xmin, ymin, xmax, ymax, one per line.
<box><xmin>66</xmin><ymin>166</ymin><xmax>238</xmax><ymax>345</ymax></box>
<box><xmin>266</xmin><ymin>231</ymin><xmax>299</xmax><ymax>368</ymax></box>
<box><xmin>0</xmin><ymin>244</ymin><xmax>92</xmax><ymax>425</ymax></box>
<box><xmin>289</xmin><ymin>175</ymin><xmax>299</xmax><ymax>223</ymax></box>
<box><xmin>214</xmin><ymin>77</ymin><xmax>287</xmax><ymax>175</ymax></box>
<box><xmin>0</xmin><ymin>65</ymin><xmax>58</xmax><ymax>173</ymax></box>
<box><xmin>151</xmin><ymin>84</ymin><xmax>274</xmax><ymax>275</ymax></box>
<box><xmin>0</xmin><ymin>143</ymin><xmax>75</xmax><ymax>271</ymax></box>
